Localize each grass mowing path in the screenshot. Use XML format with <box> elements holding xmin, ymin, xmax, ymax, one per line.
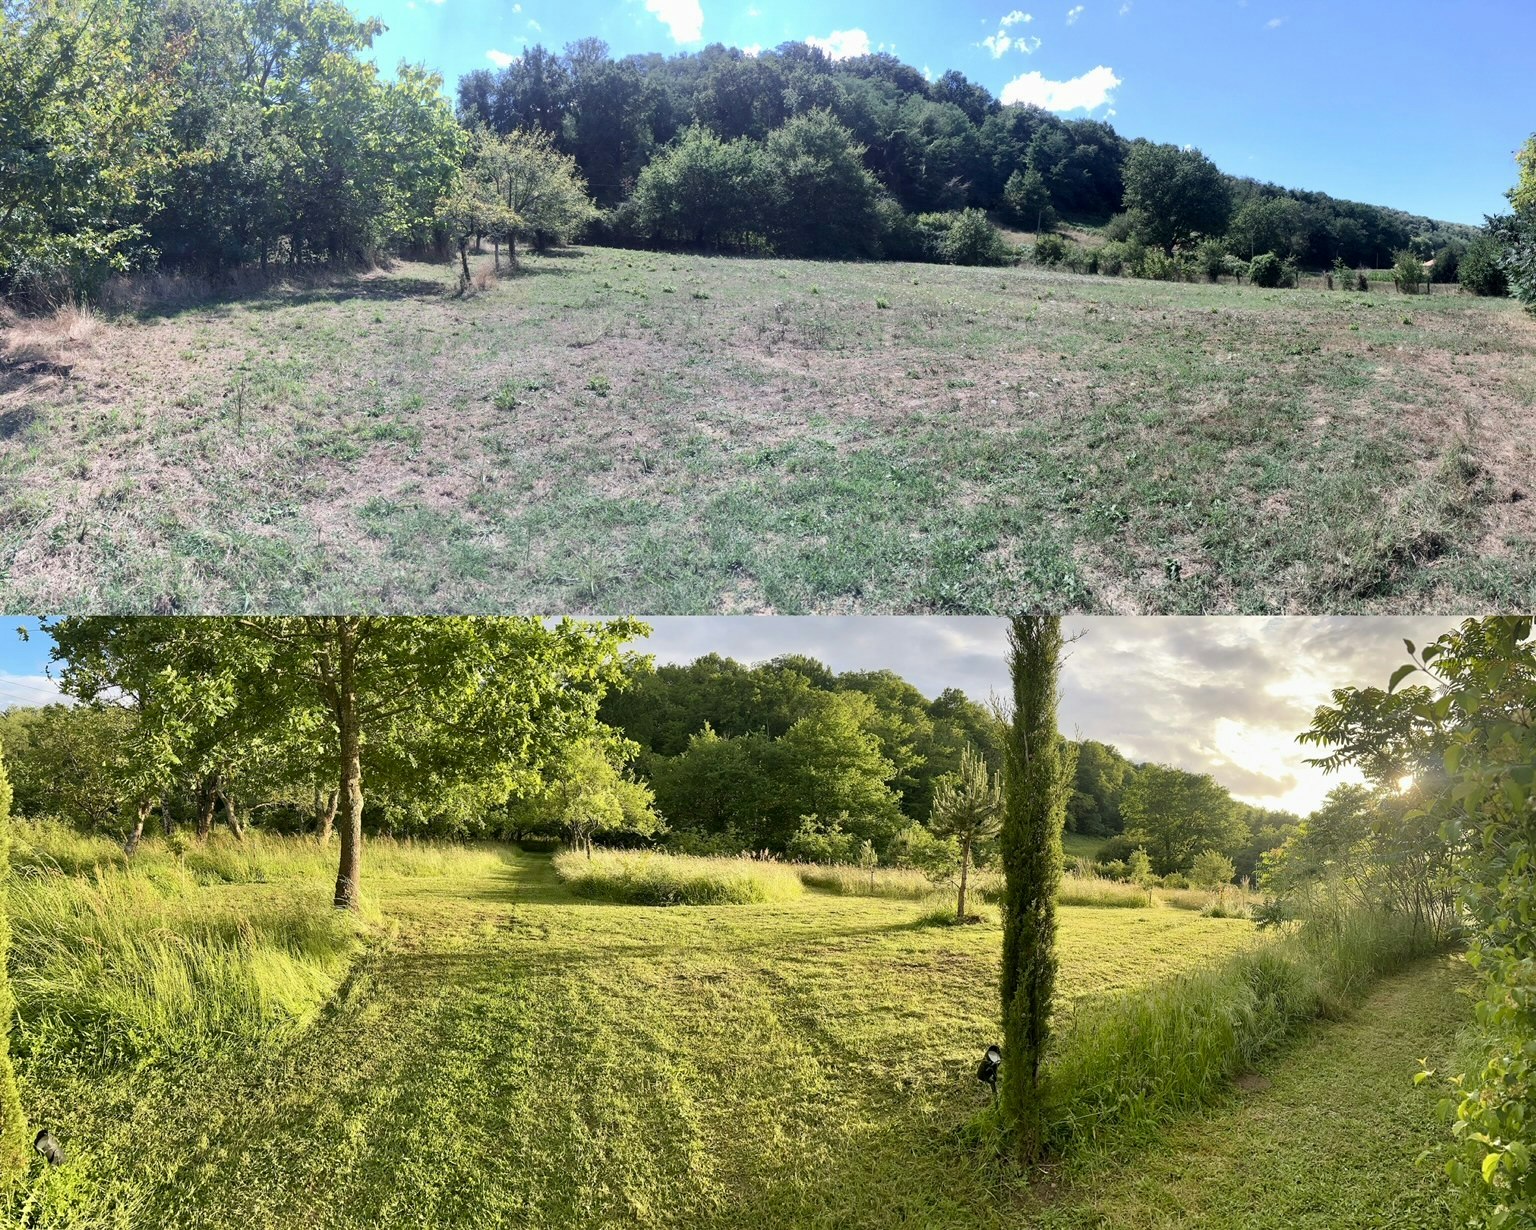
<box><xmin>14</xmin><ymin>853</ymin><xmax>1464</xmax><ymax>1229</ymax></box>
<box><xmin>1034</xmin><ymin>954</ymin><xmax>1472</xmax><ymax>1230</ymax></box>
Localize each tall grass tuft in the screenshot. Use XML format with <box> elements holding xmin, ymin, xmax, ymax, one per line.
<box><xmin>796</xmin><ymin>864</ymin><xmax>938</xmax><ymax>900</ymax></box>
<box><xmin>1041</xmin><ymin>908</ymin><xmax>1440</xmax><ymax>1152</ymax></box>
<box><xmin>1055</xmin><ymin>875</ymin><xmax>1152</xmax><ymax>909</ymax></box>
<box><xmin>7</xmin><ymin>867</ymin><xmax>364</xmax><ymax>1066</ymax></box>
<box><xmin>554</xmin><ymin>850</ymin><xmax>805</xmax><ymax>906</ymax></box>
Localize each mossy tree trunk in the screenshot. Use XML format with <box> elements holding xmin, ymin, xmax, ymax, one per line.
<box><xmin>0</xmin><ymin>745</ymin><xmax>30</xmax><ymax>1181</ymax></box>
<box><xmin>999</xmin><ymin>616</ymin><xmax>1074</xmax><ymax>1160</ymax></box>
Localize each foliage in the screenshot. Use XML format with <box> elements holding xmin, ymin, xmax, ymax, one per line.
<box><xmin>1249</xmin><ymin>251</ymin><xmax>1284</xmax><ymax>288</ymax></box>
<box><xmin>552</xmin><ymin>848</ymin><xmax>804</xmax><ymax>905</ymax></box>
<box><xmin>631</xmin><ymin>124</ymin><xmax>773</xmax><ymax>249</ymax></box>
<box><xmin>998</xmin><ymin>616</ymin><xmax>1075</xmax><ymax>1158</ymax></box>
<box><xmin>504</xmin><ymin>739</ymin><xmax>660</xmax><ymax>853</ymax></box>
<box><xmin>1460</xmin><ymin>235</ymin><xmax>1509</xmax><ymax>297</ymax></box>
<box><xmin>1393</xmin><ymin>249</ymin><xmax>1427</xmax><ymax>294</ymax></box>
<box><xmin>1003</xmin><ymin>167</ymin><xmax>1055</xmax><ymax>232</ymax></box>
<box><xmin>1055</xmin><ymin>875</ymin><xmax>1151</xmax><ymax>909</ymax></box>
<box><xmin>1301</xmin><ymin>617</ymin><xmax>1536</xmax><ymax>1227</ymax></box>
<box><xmin>1121</xmin><ymin>141</ymin><xmax>1233</xmax><ymax>254</ymax></box>
<box><xmin>1032</xmin><ymin>233</ymin><xmax>1068</xmax><ymax>266</ymax></box>
<box><xmin>929</xmin><ymin>744</ymin><xmax>1003</xmax><ymax>919</ymax></box>
<box><xmin>935</xmin><ymin>209</ymin><xmax>1013</xmax><ymax>266</ymax></box>
<box><xmin>1066</xmin><ymin>741</ymin><xmax>1138</xmax><ymax>836</ymax></box>
<box><xmin>47</xmin><ymin>617</ymin><xmax>646</xmax><ymax>908</ymax></box>
<box><xmin>763</xmin><ymin>110</ymin><xmax>881</xmax><ymax>258</ymax></box>
<box><xmin>1190</xmin><ymin>849</ymin><xmax>1236</xmax><ymax>891</ymax></box>
<box><xmin>1121</xmin><ymin>764</ymin><xmax>1247</xmax><ymax>876</ymax></box>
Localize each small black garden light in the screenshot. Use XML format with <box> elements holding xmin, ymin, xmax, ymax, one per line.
<box><xmin>977</xmin><ymin>1044</ymin><xmax>1002</xmax><ymax>1097</ymax></box>
<box><xmin>34</xmin><ymin>1128</ymin><xmax>64</xmax><ymax>1167</ymax></box>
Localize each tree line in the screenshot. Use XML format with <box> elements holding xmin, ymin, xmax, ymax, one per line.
<box><xmin>2</xmin><ymin>0</ymin><xmax>1493</xmax><ymax>303</ymax></box>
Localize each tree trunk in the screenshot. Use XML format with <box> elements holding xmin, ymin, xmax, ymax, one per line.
<box><xmin>160</xmin><ymin>793</ymin><xmax>173</xmax><ymax>838</ymax></box>
<box><xmin>957</xmin><ymin>832</ymin><xmax>972</xmax><ymax>921</ymax></box>
<box><xmin>220</xmin><ymin>788</ymin><xmax>245</xmax><ymax>841</ymax></box>
<box><xmin>334</xmin><ymin>625</ymin><xmax>364</xmax><ymax>910</ymax></box>
<box><xmin>125</xmin><ymin>799</ymin><xmax>151</xmax><ymax>856</ymax></box>
<box><xmin>195</xmin><ymin>775</ymin><xmax>218</xmax><ymax>840</ymax></box>
<box><xmin>458</xmin><ymin>238</ymin><xmax>471</xmax><ymax>292</ymax></box>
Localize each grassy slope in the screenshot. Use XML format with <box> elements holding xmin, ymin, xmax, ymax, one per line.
<box><xmin>13</xmin><ymin>851</ymin><xmax>1463</xmax><ymax>1229</ymax></box>
<box><xmin>2</xmin><ymin>250</ymin><xmax>1532</xmax><ymax>613</ymax></box>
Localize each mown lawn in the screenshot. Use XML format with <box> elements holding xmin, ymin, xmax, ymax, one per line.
<box><xmin>1</xmin><ymin>249</ymin><xmax>1532</xmax><ymax>612</ymax></box>
<box><xmin>9</xmin><ymin>848</ymin><xmax>1466</xmax><ymax>1229</ymax></box>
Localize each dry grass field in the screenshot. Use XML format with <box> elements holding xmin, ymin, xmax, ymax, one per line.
<box><xmin>2</xmin><ymin>247</ymin><xmax>1532</xmax><ymax>612</ymax></box>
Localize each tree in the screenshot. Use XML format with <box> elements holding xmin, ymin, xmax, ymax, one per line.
<box><xmin>1121</xmin><ymin>141</ymin><xmax>1233</xmax><ymax>254</ymax></box>
<box><xmin>631</xmin><ymin>125</ymin><xmax>774</xmax><ymax>249</ymax></box>
<box><xmin>49</xmin><ymin>616</ymin><xmax>645</xmax><ymax>909</ymax></box>
<box><xmin>929</xmin><ymin>743</ymin><xmax>1002</xmax><ymax>921</ymax></box>
<box><xmin>0</xmin><ymin>741</ymin><xmax>27</xmax><ymax>1179</ymax></box>
<box><xmin>1459</xmin><ymin>234</ymin><xmax>1508</xmax><ymax>297</ymax></box>
<box><xmin>1300</xmin><ymin>617</ymin><xmax>1536</xmax><ymax>1224</ymax></box>
<box><xmin>1120</xmin><ymin>764</ymin><xmax>1245</xmax><ymax>876</ymax></box>
<box><xmin>763</xmin><ymin>109</ymin><xmax>882</xmax><ymax>258</ymax></box>
<box><xmin>1003</xmin><ymin>167</ymin><xmax>1056</xmax><ymax>233</ymax></box>
<box><xmin>472</xmin><ymin>127</ymin><xmax>596</xmax><ymax>263</ymax></box>
<box><xmin>998</xmin><ymin>616</ymin><xmax>1075</xmax><ymax>1158</ymax></box>
<box><xmin>777</xmin><ymin>691</ymin><xmax>902</xmax><ymax>847</ymax></box>
<box><xmin>513</xmin><ymin>738</ymin><xmax>661</xmax><ymax>854</ymax></box>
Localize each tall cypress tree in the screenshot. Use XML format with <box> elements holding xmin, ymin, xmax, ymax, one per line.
<box><xmin>998</xmin><ymin>616</ymin><xmax>1074</xmax><ymax>1159</ymax></box>
<box><xmin>0</xmin><ymin>743</ymin><xmax>28</xmax><ymax>1180</ymax></box>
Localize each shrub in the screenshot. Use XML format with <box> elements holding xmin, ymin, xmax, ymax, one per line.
<box><xmin>1249</xmin><ymin>251</ymin><xmax>1284</xmax><ymax>288</ymax></box>
<box><xmin>940</xmin><ymin>210</ymin><xmax>1014</xmax><ymax>266</ymax></box>
<box><xmin>886</xmin><ymin>822</ymin><xmax>959</xmax><ymax>876</ymax></box>
<box><xmin>1102</xmin><ymin>212</ymin><xmax>1136</xmax><ymax>242</ymax></box>
<box><xmin>1095</xmin><ymin>242</ymin><xmax>1127</xmax><ymax>277</ymax></box>
<box><xmin>1429</xmin><ymin>245</ymin><xmax>1461</xmax><ymax>284</ymax></box>
<box><xmin>1095</xmin><ymin>834</ymin><xmax>1136</xmax><ymax>864</ymax></box>
<box><xmin>1004</xmin><ymin>167</ymin><xmax>1057</xmax><ymax>232</ymax></box>
<box><xmin>1195</xmin><ymin>238</ymin><xmax>1227</xmax><ymax>281</ymax></box>
<box><xmin>785</xmin><ymin>815</ymin><xmax>859</xmax><ymax>865</ymax></box>
<box><xmin>1459</xmin><ymin>235</ymin><xmax>1508</xmax><ymax>296</ymax></box>
<box><xmin>875</xmin><ymin>197</ymin><xmax>928</xmax><ymax>262</ymax></box>
<box><xmin>1190</xmin><ymin>849</ymin><xmax>1236</xmax><ymax>891</ymax></box>
<box><xmin>553</xmin><ymin>849</ymin><xmax>804</xmax><ymax>906</ymax></box>
<box><xmin>1161</xmin><ymin>872</ymin><xmax>1190</xmax><ymax>891</ymax></box>
<box><xmin>1392</xmin><ymin>248</ymin><xmax>1426</xmax><ymax>294</ymax></box>
<box><xmin>1221</xmin><ymin>254</ymin><xmax>1249</xmax><ymax>283</ymax></box>
<box><xmin>1098</xmin><ymin>858</ymin><xmax>1130</xmax><ymax>881</ymax></box>
<box><xmin>1032</xmin><ymin>233</ymin><xmax>1068</xmax><ymax>266</ymax></box>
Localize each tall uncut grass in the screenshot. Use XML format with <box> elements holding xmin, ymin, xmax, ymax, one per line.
<box><xmin>553</xmin><ymin>850</ymin><xmax>805</xmax><ymax>906</ymax></box>
<box><xmin>5</xmin><ymin>822</ymin><xmax>512</xmax><ymax>1066</ymax></box>
<box><xmin>796</xmin><ymin>864</ymin><xmax>937</xmax><ymax>900</ymax></box>
<box><xmin>1041</xmin><ymin>908</ymin><xmax>1442</xmax><ymax>1152</ymax></box>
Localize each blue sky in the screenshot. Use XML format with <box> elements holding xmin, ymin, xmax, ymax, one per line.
<box><xmin>0</xmin><ymin>617</ymin><xmax>1460</xmax><ymax>814</ymax></box>
<box><xmin>359</xmin><ymin>0</ymin><xmax>1532</xmax><ymax>225</ymax></box>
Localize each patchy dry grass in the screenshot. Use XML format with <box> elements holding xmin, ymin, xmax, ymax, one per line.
<box><xmin>2</xmin><ymin>247</ymin><xmax>1532</xmax><ymax>612</ymax></box>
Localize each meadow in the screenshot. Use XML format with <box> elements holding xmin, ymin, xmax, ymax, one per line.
<box><xmin>4</xmin><ymin>832</ymin><xmax>1464</xmax><ymax>1229</ymax></box>
<box><xmin>2</xmin><ymin>247</ymin><xmax>1532</xmax><ymax>613</ymax></box>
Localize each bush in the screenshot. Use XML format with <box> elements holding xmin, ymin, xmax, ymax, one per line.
<box><xmin>553</xmin><ymin>849</ymin><xmax>804</xmax><ymax>906</ymax></box>
<box><xmin>1098</xmin><ymin>858</ymin><xmax>1130</xmax><ymax>882</ymax></box>
<box><xmin>886</xmin><ymin>822</ymin><xmax>959</xmax><ymax>876</ymax></box>
<box><xmin>1095</xmin><ymin>834</ymin><xmax>1136</xmax><ymax>864</ymax></box>
<box><xmin>939</xmin><ymin>209</ymin><xmax>1014</xmax><ymax>266</ymax></box>
<box><xmin>1429</xmin><ymin>245</ymin><xmax>1461</xmax><ymax>284</ymax></box>
<box><xmin>1392</xmin><ymin>248</ymin><xmax>1426</xmax><ymax>294</ymax></box>
<box><xmin>1221</xmin><ymin>254</ymin><xmax>1250</xmax><ymax>282</ymax></box>
<box><xmin>785</xmin><ymin>816</ymin><xmax>859</xmax><ymax>865</ymax></box>
<box><xmin>1095</xmin><ymin>242</ymin><xmax>1128</xmax><ymax>277</ymax></box>
<box><xmin>1195</xmin><ymin>238</ymin><xmax>1227</xmax><ymax>282</ymax></box>
<box><xmin>1032</xmin><ymin>233</ymin><xmax>1068</xmax><ymax>266</ymax></box>
<box><xmin>1190</xmin><ymin>849</ymin><xmax>1236</xmax><ymax>891</ymax></box>
<box><xmin>1161</xmin><ymin>872</ymin><xmax>1190</xmax><ymax>890</ymax></box>
<box><xmin>1249</xmin><ymin>251</ymin><xmax>1284</xmax><ymax>288</ymax></box>
<box><xmin>1458</xmin><ymin>235</ymin><xmax>1508</xmax><ymax>297</ymax></box>
<box><xmin>875</xmin><ymin>197</ymin><xmax>928</xmax><ymax>263</ymax></box>
<box><xmin>1004</xmin><ymin>167</ymin><xmax>1056</xmax><ymax>232</ymax></box>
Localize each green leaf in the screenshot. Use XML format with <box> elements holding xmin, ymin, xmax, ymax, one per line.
<box><xmin>1483</xmin><ymin>1151</ymin><xmax>1501</xmax><ymax>1184</ymax></box>
<box><xmin>1388</xmin><ymin>663</ymin><xmax>1417</xmax><ymax>693</ymax></box>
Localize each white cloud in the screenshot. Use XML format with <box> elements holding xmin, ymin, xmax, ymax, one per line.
<box><xmin>1001</xmin><ymin>63</ymin><xmax>1119</xmax><ymax>110</ymax></box>
<box><xmin>1266</xmin><ymin>15</ymin><xmax>1285</xmax><ymax>26</ymax></box>
<box><xmin>980</xmin><ymin>11</ymin><xmax>1041</xmax><ymax>56</ymax></box>
<box><xmin>0</xmin><ymin>672</ymin><xmax>63</xmax><ymax>710</ymax></box>
<box><xmin>512</xmin><ymin>2</ymin><xmax>521</xmax><ymax>9</ymax></box>
<box><xmin>646</xmin><ymin>0</ymin><xmax>704</xmax><ymax>43</ymax></box>
<box><xmin>526</xmin><ymin>17</ymin><xmax>541</xmax><ymax>30</ymax></box>
<box><xmin>1000</xmin><ymin>9</ymin><xmax>1032</xmax><ymax>24</ymax></box>
<box><xmin>923</xmin><ymin>63</ymin><xmax>933</xmax><ymax>80</ymax></box>
<box><xmin>742</xmin><ymin>42</ymin><xmax>762</xmax><ymax>56</ymax></box>
<box><xmin>1066</xmin><ymin>4</ymin><xmax>1085</xmax><ymax>23</ymax></box>
<box><xmin>806</xmin><ymin>28</ymin><xmax>871</xmax><ymax>60</ymax></box>
<box><xmin>1119</xmin><ymin>1</ymin><xmax>1131</xmax><ymax>13</ymax></box>
<box><xmin>486</xmin><ymin>48</ymin><xmax>518</xmax><ymax>66</ymax></box>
